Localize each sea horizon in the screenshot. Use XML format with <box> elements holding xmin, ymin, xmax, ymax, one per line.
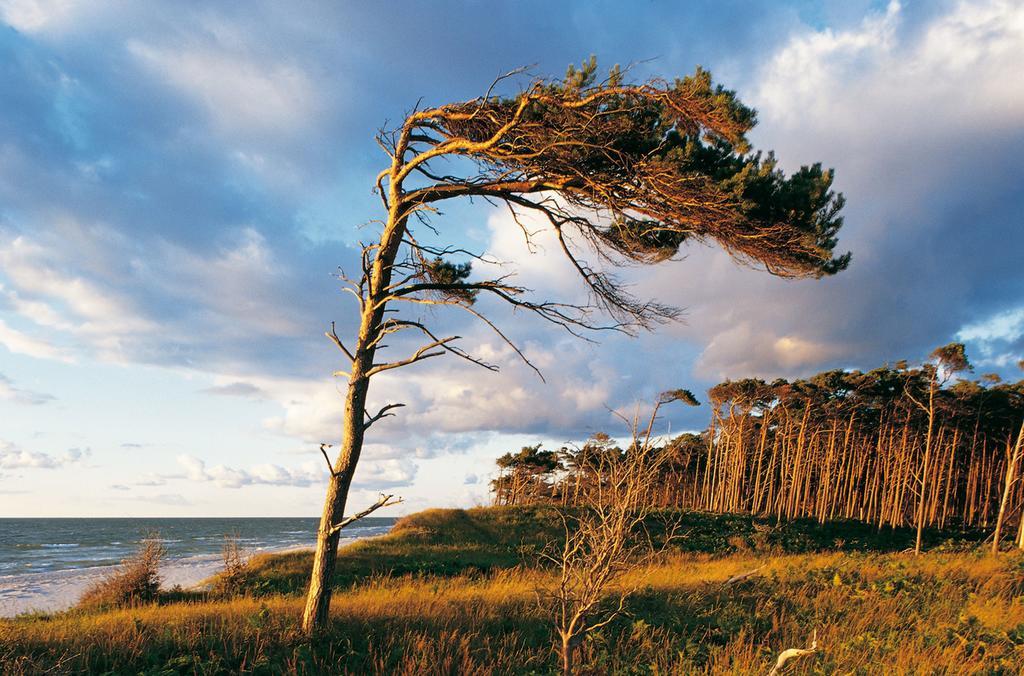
<box><xmin>0</xmin><ymin>516</ymin><xmax>397</xmax><ymax>576</ymax></box>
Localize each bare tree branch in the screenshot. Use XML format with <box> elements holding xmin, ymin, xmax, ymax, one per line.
<box><xmin>365</xmin><ymin>335</ymin><xmax>461</xmax><ymax>377</ymax></box>
<box><xmin>326</xmin><ymin>322</ymin><xmax>356</xmax><ymax>362</ymax></box>
<box><xmin>319</xmin><ymin>444</ymin><xmax>335</xmax><ymax>477</ymax></box>
<box><xmin>327</xmin><ymin>494</ymin><xmax>403</xmax><ymax>535</ymax></box>
<box><xmin>363</xmin><ymin>403</ymin><xmax>406</xmax><ymax>431</ymax></box>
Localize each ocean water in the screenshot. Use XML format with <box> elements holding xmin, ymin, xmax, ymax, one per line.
<box><xmin>0</xmin><ymin>517</ymin><xmax>397</xmax><ymax>616</ymax></box>
<box><xmin>0</xmin><ymin>517</ymin><xmax>396</xmax><ymax>577</ymax></box>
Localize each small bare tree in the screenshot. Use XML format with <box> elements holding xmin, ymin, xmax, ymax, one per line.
<box><xmin>543</xmin><ymin>390</ymin><xmax>698</xmax><ymax>675</ymax></box>
<box><xmin>302</xmin><ymin>58</ymin><xmax>848</xmax><ymax>633</ymax></box>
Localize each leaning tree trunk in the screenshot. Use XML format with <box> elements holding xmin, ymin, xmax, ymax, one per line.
<box><xmin>300</xmin><ymin>208</ymin><xmax>408</xmax><ymax>634</ymax></box>
<box><xmin>300</xmin><ymin>374</ymin><xmax>369</xmax><ymax>632</ymax></box>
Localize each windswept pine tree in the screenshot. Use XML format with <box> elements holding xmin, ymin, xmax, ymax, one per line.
<box><xmin>304</xmin><ymin>59</ymin><xmax>849</xmax><ymax>632</ymax></box>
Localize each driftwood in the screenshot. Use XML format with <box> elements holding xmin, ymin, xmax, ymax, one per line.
<box><xmin>769</xmin><ymin>629</ymin><xmax>818</xmax><ymax>675</ymax></box>
<box><xmin>724</xmin><ymin>565</ymin><xmax>765</xmax><ymax>585</ymax></box>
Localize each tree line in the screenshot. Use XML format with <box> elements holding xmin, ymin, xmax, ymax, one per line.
<box><xmin>491</xmin><ymin>345</ymin><xmax>1024</xmax><ymax>550</ymax></box>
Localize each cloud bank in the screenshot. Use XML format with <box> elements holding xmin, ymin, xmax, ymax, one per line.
<box><xmin>0</xmin><ymin>1</ymin><xmax>1020</xmax><ymax>510</ymax></box>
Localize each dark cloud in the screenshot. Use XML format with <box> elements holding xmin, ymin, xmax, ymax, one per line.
<box><xmin>648</xmin><ymin>0</ymin><xmax>1024</xmax><ymax>385</ymax></box>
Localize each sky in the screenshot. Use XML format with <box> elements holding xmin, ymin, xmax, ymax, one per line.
<box><xmin>0</xmin><ymin>0</ymin><xmax>1022</xmax><ymax>516</ymax></box>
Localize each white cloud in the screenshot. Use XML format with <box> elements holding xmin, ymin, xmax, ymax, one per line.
<box><xmin>60</xmin><ymin>447</ymin><xmax>90</xmax><ymax>463</ymax></box>
<box><xmin>0</xmin><ymin>221</ymin><xmax>315</xmax><ymax>367</ymax></box>
<box><xmin>753</xmin><ymin>0</ymin><xmax>1024</xmax><ymax>197</ymax></box>
<box><xmin>140</xmin><ymin>228</ymin><xmax>305</xmax><ymax>339</ymax></box>
<box><xmin>128</xmin><ymin>40</ymin><xmax>320</xmax><ymax>137</ymax></box>
<box><xmin>477</xmin><ymin>206</ymin><xmax>584</xmax><ymax>297</ymax></box>
<box><xmin>176</xmin><ymin>454</ymin><xmax>324</xmax><ymax>489</ymax></box>
<box><xmin>1</xmin><ymin>285</ymin><xmax>74</xmax><ymax>332</ymax></box>
<box><xmin>251</xmin><ymin>329</ymin><xmax>623</xmax><ymax>448</ymax></box>
<box><xmin>0</xmin><ymin>319</ymin><xmax>73</xmax><ymax>362</ymax></box>
<box><xmin>173</xmin><ymin>452</ymin><xmax>416</xmax><ymax>491</ymax></box>
<box><xmin>201</xmin><ymin>381</ymin><xmax>267</xmax><ymax>399</ymax></box>
<box><xmin>353</xmin><ymin>458</ymin><xmax>417</xmax><ymax>489</ymax></box>
<box><xmin>957</xmin><ymin>307</ymin><xmax>1024</xmax><ymax>344</ymax></box>
<box><xmin>756</xmin><ymin>1</ymin><xmax>902</xmax><ymax>130</ymax></box>
<box><xmin>0</xmin><ymin>440</ymin><xmax>87</xmax><ymax>470</ymax></box>
<box><xmin>0</xmin><ymin>372</ymin><xmax>55</xmax><ymax>405</ymax></box>
<box><xmin>694</xmin><ymin>322</ymin><xmax>848</xmax><ymax>380</ymax></box>
<box><xmin>136</xmin><ymin>493</ymin><xmax>190</xmax><ymax>506</ymax></box>
<box><xmin>0</xmin><ymin>441</ymin><xmax>58</xmax><ymax>469</ymax></box>
<box><xmin>956</xmin><ymin>305</ymin><xmax>1024</xmax><ymax>367</ymax></box>
<box><xmin>0</xmin><ymin>0</ymin><xmax>84</xmax><ymax>33</ymax></box>
<box><xmin>0</xmin><ymin>229</ymin><xmax>156</xmax><ymax>362</ymax></box>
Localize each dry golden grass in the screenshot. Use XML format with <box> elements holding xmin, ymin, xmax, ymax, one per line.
<box><xmin>3</xmin><ymin>548</ymin><xmax>1022</xmax><ymax>674</ymax></box>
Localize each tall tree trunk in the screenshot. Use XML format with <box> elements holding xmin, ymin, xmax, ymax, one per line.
<box><xmin>992</xmin><ymin>421</ymin><xmax>1024</xmax><ymax>555</ymax></box>
<box><xmin>301</xmin><ymin>361</ymin><xmax>372</xmax><ymax>632</ymax></box>
<box><xmin>301</xmin><ymin>205</ymin><xmax>407</xmax><ymax>634</ymax></box>
<box><xmin>1017</xmin><ymin>496</ymin><xmax>1024</xmax><ymax>550</ymax></box>
<box><xmin>915</xmin><ymin>385</ymin><xmax>935</xmax><ymax>555</ymax></box>
<box><xmin>301</xmin><ymin>475</ymin><xmax>345</xmax><ymax>630</ymax></box>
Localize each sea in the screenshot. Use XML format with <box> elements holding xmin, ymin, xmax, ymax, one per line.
<box><xmin>0</xmin><ymin>517</ymin><xmax>396</xmax><ymax>616</ymax></box>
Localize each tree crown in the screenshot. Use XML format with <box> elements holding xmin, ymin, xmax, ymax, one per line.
<box><xmin>370</xmin><ymin>59</ymin><xmax>850</xmax><ymax>348</ymax></box>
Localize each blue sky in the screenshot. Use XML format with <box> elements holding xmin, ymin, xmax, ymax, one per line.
<box><xmin>1</xmin><ymin>0</ymin><xmax>1022</xmax><ymax>516</ymax></box>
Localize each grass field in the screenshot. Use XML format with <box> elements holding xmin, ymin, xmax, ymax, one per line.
<box><xmin>1</xmin><ymin>507</ymin><xmax>1022</xmax><ymax>674</ymax></box>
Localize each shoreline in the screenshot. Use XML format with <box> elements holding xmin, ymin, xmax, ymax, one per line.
<box><xmin>0</xmin><ymin>545</ymin><xmax>314</xmax><ymax>618</ymax></box>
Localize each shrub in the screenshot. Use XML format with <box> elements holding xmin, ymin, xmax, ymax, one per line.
<box><xmin>78</xmin><ymin>534</ymin><xmax>165</xmax><ymax>609</ymax></box>
<box><xmin>210</xmin><ymin>533</ymin><xmax>251</xmax><ymax>598</ymax></box>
